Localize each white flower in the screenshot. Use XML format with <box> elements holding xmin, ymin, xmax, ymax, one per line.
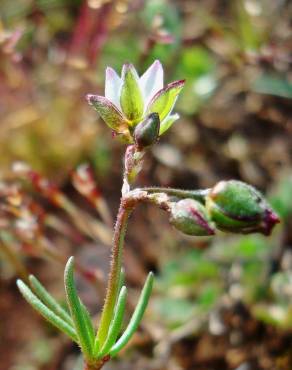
<box><xmin>87</xmin><ymin>60</ymin><xmax>185</xmax><ymax>141</ymax></box>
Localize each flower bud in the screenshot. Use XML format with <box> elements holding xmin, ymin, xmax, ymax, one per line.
<box><xmin>170</xmin><ymin>199</ymin><xmax>215</xmax><ymax>236</ymax></box>
<box><xmin>133</xmin><ymin>113</ymin><xmax>160</xmax><ymax>149</ymax></box>
<box><xmin>206</xmin><ymin>180</ymin><xmax>280</xmax><ymax>235</ymax></box>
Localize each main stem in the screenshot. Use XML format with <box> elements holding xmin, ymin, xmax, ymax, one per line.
<box><xmin>96</xmin><ymin>199</ymin><xmax>132</xmax><ymax>345</ymax></box>
<box><xmin>93</xmin><ymin>145</ymin><xmax>143</xmax><ymax>368</ymax></box>
<box><xmin>84</xmin><ymin>356</ymin><xmax>110</xmax><ymax>370</ymax></box>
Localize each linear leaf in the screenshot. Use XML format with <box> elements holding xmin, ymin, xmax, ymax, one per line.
<box><xmin>98</xmin><ymin>286</ymin><xmax>127</xmax><ymax>358</ymax></box>
<box><xmin>93</xmin><ymin>337</ymin><xmax>100</xmax><ymax>358</ymax></box>
<box><xmin>29</xmin><ymin>275</ymin><xmax>73</xmax><ymax>327</ymax></box>
<box><xmin>64</xmin><ymin>257</ymin><xmax>93</xmax><ymax>359</ymax></box>
<box><xmin>17</xmin><ymin>279</ymin><xmax>78</xmax><ymax>342</ymax></box>
<box><xmin>117</xmin><ymin>268</ymin><xmax>125</xmax><ymax>299</ymax></box>
<box><xmin>80</xmin><ymin>300</ymin><xmax>95</xmax><ymax>348</ymax></box>
<box><xmin>109</xmin><ymin>272</ymin><xmax>154</xmax><ymax>357</ymax></box>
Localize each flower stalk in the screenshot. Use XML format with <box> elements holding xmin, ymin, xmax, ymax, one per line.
<box><xmin>138</xmin><ymin>187</ymin><xmax>211</xmax><ymax>203</ymax></box>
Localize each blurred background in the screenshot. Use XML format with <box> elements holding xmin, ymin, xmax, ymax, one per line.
<box><xmin>0</xmin><ymin>0</ymin><xmax>292</xmax><ymax>369</ymax></box>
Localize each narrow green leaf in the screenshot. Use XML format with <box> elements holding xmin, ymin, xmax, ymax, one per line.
<box><xmin>29</xmin><ymin>275</ymin><xmax>73</xmax><ymax>327</ymax></box>
<box><xmin>64</xmin><ymin>257</ymin><xmax>93</xmax><ymax>359</ymax></box>
<box><xmin>147</xmin><ymin>80</ymin><xmax>185</xmax><ymax>122</ymax></box>
<box><xmin>120</xmin><ymin>64</ymin><xmax>144</xmax><ymax>122</ymax></box>
<box><xmin>80</xmin><ymin>300</ymin><xmax>95</xmax><ymax>347</ymax></box>
<box><xmin>98</xmin><ymin>286</ymin><xmax>127</xmax><ymax>358</ymax></box>
<box><xmin>17</xmin><ymin>279</ymin><xmax>78</xmax><ymax>343</ymax></box>
<box><xmin>117</xmin><ymin>268</ymin><xmax>125</xmax><ymax>298</ymax></box>
<box><xmin>93</xmin><ymin>337</ymin><xmax>100</xmax><ymax>358</ymax></box>
<box><xmin>109</xmin><ymin>272</ymin><xmax>154</xmax><ymax>357</ymax></box>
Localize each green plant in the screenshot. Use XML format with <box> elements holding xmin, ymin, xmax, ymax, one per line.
<box><xmin>17</xmin><ymin>60</ymin><xmax>280</xmax><ymax>370</ymax></box>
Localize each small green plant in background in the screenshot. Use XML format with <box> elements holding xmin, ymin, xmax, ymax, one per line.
<box><xmin>17</xmin><ymin>61</ymin><xmax>280</xmax><ymax>370</ymax></box>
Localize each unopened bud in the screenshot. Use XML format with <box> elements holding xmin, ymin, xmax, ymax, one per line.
<box><xmin>206</xmin><ymin>180</ymin><xmax>280</xmax><ymax>235</ymax></box>
<box><xmin>170</xmin><ymin>199</ymin><xmax>215</xmax><ymax>236</ymax></box>
<box><xmin>134</xmin><ymin>113</ymin><xmax>160</xmax><ymax>149</ymax></box>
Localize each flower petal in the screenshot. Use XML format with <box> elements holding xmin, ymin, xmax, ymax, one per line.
<box><xmin>86</xmin><ymin>94</ymin><xmax>128</xmax><ymax>132</ymax></box>
<box><xmin>105</xmin><ymin>67</ymin><xmax>122</xmax><ymax>110</ymax></box>
<box><xmin>140</xmin><ymin>60</ymin><xmax>164</xmax><ymax>107</ymax></box>
<box><xmin>120</xmin><ymin>63</ymin><xmax>144</xmax><ymax>122</ymax></box>
<box><xmin>159</xmin><ymin>113</ymin><xmax>179</xmax><ymax>135</ymax></box>
<box><xmin>146</xmin><ymin>80</ymin><xmax>185</xmax><ymax>122</ymax></box>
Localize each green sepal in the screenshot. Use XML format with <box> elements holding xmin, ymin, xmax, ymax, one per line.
<box><xmin>208</xmin><ymin>180</ymin><xmax>264</xmax><ymax>221</ymax></box>
<box><xmin>87</xmin><ymin>94</ymin><xmax>129</xmax><ymax>133</ymax></box>
<box><xmin>17</xmin><ymin>279</ymin><xmax>78</xmax><ymax>343</ymax></box>
<box><xmin>110</xmin><ymin>272</ymin><xmax>154</xmax><ymax>357</ymax></box>
<box><xmin>159</xmin><ymin>113</ymin><xmax>179</xmax><ymax>136</ymax></box>
<box><xmin>170</xmin><ymin>199</ymin><xmax>215</xmax><ymax>236</ymax></box>
<box><xmin>206</xmin><ymin>201</ymin><xmax>253</xmax><ymax>232</ymax></box>
<box><xmin>120</xmin><ymin>64</ymin><xmax>144</xmax><ymax>122</ymax></box>
<box><xmin>206</xmin><ymin>180</ymin><xmax>280</xmax><ymax>235</ymax></box>
<box><xmin>98</xmin><ymin>286</ymin><xmax>127</xmax><ymax>358</ymax></box>
<box><xmin>64</xmin><ymin>257</ymin><xmax>93</xmax><ymax>359</ymax></box>
<box><xmin>29</xmin><ymin>275</ymin><xmax>73</xmax><ymax>327</ymax></box>
<box><xmin>147</xmin><ymin>80</ymin><xmax>185</xmax><ymax>122</ymax></box>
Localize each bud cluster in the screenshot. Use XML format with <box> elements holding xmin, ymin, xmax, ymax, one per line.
<box><xmin>167</xmin><ymin>180</ymin><xmax>279</xmax><ymax>237</ymax></box>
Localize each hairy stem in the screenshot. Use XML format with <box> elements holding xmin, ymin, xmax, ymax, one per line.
<box><xmin>95</xmin><ymin>145</ymin><xmax>146</xmax><ymax>362</ymax></box>
<box><xmin>96</xmin><ymin>200</ymin><xmax>132</xmax><ymax>345</ymax></box>
<box><xmin>139</xmin><ymin>187</ymin><xmax>210</xmax><ymax>203</ymax></box>
<box><xmin>84</xmin><ymin>356</ymin><xmax>110</xmax><ymax>370</ymax></box>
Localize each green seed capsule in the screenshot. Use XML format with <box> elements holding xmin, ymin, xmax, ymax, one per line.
<box><xmin>170</xmin><ymin>199</ymin><xmax>215</xmax><ymax>236</ymax></box>
<box><xmin>206</xmin><ymin>180</ymin><xmax>280</xmax><ymax>235</ymax></box>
